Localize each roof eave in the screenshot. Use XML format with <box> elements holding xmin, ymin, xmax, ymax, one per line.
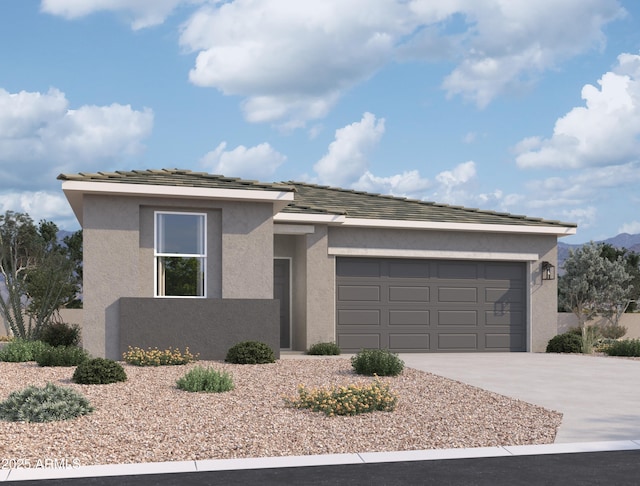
<box><xmin>62</xmin><ymin>180</ymin><xmax>295</xmax><ymax>226</ymax></box>
<box><xmin>274</xmin><ymin>213</ymin><xmax>577</xmax><ymax>236</ymax></box>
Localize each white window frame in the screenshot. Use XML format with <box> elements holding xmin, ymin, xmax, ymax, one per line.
<box><xmin>154</xmin><ymin>211</ymin><xmax>207</xmax><ymax>298</ymax></box>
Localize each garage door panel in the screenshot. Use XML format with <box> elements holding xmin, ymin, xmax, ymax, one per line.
<box><xmin>438</xmin><ymin>287</ymin><xmax>478</xmax><ymax>303</ymax></box>
<box><xmin>389</xmin><ymin>334</ymin><xmax>430</xmax><ymax>350</ymax></box>
<box><xmin>338</xmin><ymin>285</ymin><xmax>380</xmax><ymax>301</ymax></box>
<box><xmin>438</xmin><ymin>333</ymin><xmax>477</xmax><ymax>350</ymax></box>
<box><xmin>389</xmin><ymin>310</ymin><xmax>430</xmax><ymax>325</ymax></box>
<box><xmin>388</xmin><ymin>261</ymin><xmax>430</xmax><ymax>278</ymax></box>
<box><xmin>485</xmin><ymin>310</ymin><xmax>524</xmax><ymax>326</ymax></box>
<box><xmin>336</xmin><ymin>258</ymin><xmax>526</xmax><ymax>353</ymax></box>
<box><xmin>337</xmin><ymin>309</ymin><xmax>380</xmax><ymax>325</ymax></box>
<box><xmin>338</xmin><ymin>334</ymin><xmax>380</xmax><ymax>350</ymax></box>
<box><xmin>485</xmin><ymin>287</ymin><xmax>524</xmax><ymax>304</ymax></box>
<box><xmin>437</xmin><ymin>262</ymin><xmax>478</xmax><ymax>279</ymax></box>
<box><xmin>485</xmin><ymin>333</ymin><xmax>525</xmax><ymax>350</ymax></box>
<box><xmin>336</xmin><ymin>259</ymin><xmax>381</xmax><ymax>277</ymax></box>
<box><xmin>484</xmin><ymin>264</ymin><xmax>524</xmax><ymax>281</ymax></box>
<box><xmin>389</xmin><ymin>286</ymin><xmax>430</xmax><ymax>302</ymax></box>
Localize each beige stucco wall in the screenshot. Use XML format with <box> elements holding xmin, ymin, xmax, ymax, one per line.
<box><xmin>82</xmin><ymin>193</ymin><xmax>275</xmax><ymax>359</ymax></box>
<box><xmin>558</xmin><ymin>312</ymin><xmax>640</xmax><ymax>338</ymax></box>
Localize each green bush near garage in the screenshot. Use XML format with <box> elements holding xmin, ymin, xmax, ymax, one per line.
<box><xmin>225</xmin><ymin>341</ymin><xmax>275</xmax><ymax>364</ymax></box>
<box><xmin>306</xmin><ymin>342</ymin><xmax>341</xmax><ymax>355</ymax></box>
<box><xmin>546</xmin><ymin>332</ymin><xmax>583</xmax><ymax>354</ymax></box>
<box><xmin>351</xmin><ymin>349</ymin><xmax>404</xmax><ymax>377</ymax></box>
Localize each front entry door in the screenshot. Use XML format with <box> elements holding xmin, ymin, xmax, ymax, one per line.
<box><xmin>274</xmin><ymin>259</ymin><xmax>291</xmax><ymax>349</ymax></box>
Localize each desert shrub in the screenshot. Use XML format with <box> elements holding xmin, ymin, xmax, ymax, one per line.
<box><xmin>176</xmin><ymin>366</ymin><xmax>234</xmax><ymax>393</ymax></box>
<box><xmin>36</xmin><ymin>346</ymin><xmax>89</xmax><ymax>367</ymax></box>
<box><xmin>351</xmin><ymin>349</ymin><xmax>404</xmax><ymax>376</ymax></box>
<box><xmin>599</xmin><ymin>324</ymin><xmax>627</xmax><ymax>340</ymax></box>
<box><xmin>0</xmin><ymin>339</ymin><xmax>49</xmax><ymax>362</ymax></box>
<box><xmin>39</xmin><ymin>322</ymin><xmax>81</xmax><ymax>348</ymax></box>
<box><xmin>72</xmin><ymin>358</ymin><xmax>127</xmax><ymax>385</ymax></box>
<box><xmin>0</xmin><ymin>335</ymin><xmax>12</xmax><ymax>342</ymax></box>
<box><xmin>546</xmin><ymin>332</ymin><xmax>583</xmax><ymax>353</ymax></box>
<box><xmin>225</xmin><ymin>341</ymin><xmax>275</xmax><ymax>364</ymax></box>
<box><xmin>122</xmin><ymin>346</ymin><xmax>198</xmax><ymax>366</ymax></box>
<box><xmin>603</xmin><ymin>339</ymin><xmax>640</xmax><ymax>357</ymax></box>
<box><xmin>0</xmin><ymin>382</ymin><xmax>93</xmax><ymax>423</ymax></box>
<box><xmin>285</xmin><ymin>378</ymin><xmax>398</xmax><ymax>416</ymax></box>
<box><xmin>307</xmin><ymin>342</ymin><xmax>341</xmax><ymax>356</ymax></box>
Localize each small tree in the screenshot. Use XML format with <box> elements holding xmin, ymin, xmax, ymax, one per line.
<box><xmin>0</xmin><ymin>211</ymin><xmax>80</xmax><ymax>340</ymax></box>
<box><xmin>558</xmin><ymin>242</ymin><xmax>632</xmax><ymax>352</ymax></box>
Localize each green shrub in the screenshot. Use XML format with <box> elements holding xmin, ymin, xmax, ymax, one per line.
<box><xmin>0</xmin><ymin>339</ymin><xmax>49</xmax><ymax>362</ymax></box>
<box><xmin>39</xmin><ymin>322</ymin><xmax>81</xmax><ymax>348</ymax></box>
<box><xmin>176</xmin><ymin>366</ymin><xmax>234</xmax><ymax>393</ymax></box>
<box><xmin>0</xmin><ymin>382</ymin><xmax>93</xmax><ymax>423</ymax></box>
<box><xmin>546</xmin><ymin>332</ymin><xmax>583</xmax><ymax>353</ymax></box>
<box><xmin>599</xmin><ymin>324</ymin><xmax>627</xmax><ymax>340</ymax></box>
<box><xmin>36</xmin><ymin>346</ymin><xmax>89</xmax><ymax>367</ymax></box>
<box><xmin>603</xmin><ymin>339</ymin><xmax>640</xmax><ymax>357</ymax></box>
<box><xmin>225</xmin><ymin>341</ymin><xmax>275</xmax><ymax>364</ymax></box>
<box><xmin>122</xmin><ymin>346</ymin><xmax>198</xmax><ymax>366</ymax></box>
<box><xmin>307</xmin><ymin>342</ymin><xmax>341</xmax><ymax>355</ymax></box>
<box><xmin>351</xmin><ymin>349</ymin><xmax>404</xmax><ymax>376</ymax></box>
<box><xmin>285</xmin><ymin>378</ymin><xmax>398</xmax><ymax>416</ymax></box>
<box><xmin>72</xmin><ymin>358</ymin><xmax>127</xmax><ymax>385</ymax></box>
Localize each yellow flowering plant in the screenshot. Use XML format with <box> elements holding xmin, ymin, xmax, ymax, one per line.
<box><xmin>122</xmin><ymin>346</ymin><xmax>198</xmax><ymax>366</ymax></box>
<box><xmin>284</xmin><ymin>377</ymin><xmax>398</xmax><ymax>416</ymax></box>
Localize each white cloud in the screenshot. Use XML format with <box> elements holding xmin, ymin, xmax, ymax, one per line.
<box><xmin>178</xmin><ymin>0</ymin><xmax>624</xmax><ymax>123</ymax></box>
<box><xmin>42</xmin><ymin>0</ymin><xmax>624</xmax><ymax>123</ymax></box>
<box><xmin>353</xmin><ymin>170</ymin><xmax>432</xmax><ymax>198</ymax></box>
<box><xmin>619</xmin><ymin>221</ymin><xmax>640</xmax><ymax>235</ymax></box>
<box><xmin>200</xmin><ymin>141</ymin><xmax>286</xmax><ymax>179</ymax></box>
<box><xmin>313</xmin><ymin>113</ymin><xmax>385</xmax><ymax>187</ymax></box>
<box><xmin>0</xmin><ymin>87</ymin><xmax>153</xmax><ymax>189</ymax></box>
<box><xmin>0</xmin><ymin>190</ymin><xmax>77</xmax><ymax>230</ymax></box>
<box><xmin>441</xmin><ymin>0</ymin><xmax>624</xmax><ymax>107</ymax></box>
<box><xmin>40</xmin><ymin>0</ymin><xmax>203</xmax><ymax>29</ymax></box>
<box><xmin>515</xmin><ymin>52</ymin><xmax>640</xmax><ymax>169</ymax></box>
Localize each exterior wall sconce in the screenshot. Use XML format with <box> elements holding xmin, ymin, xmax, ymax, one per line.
<box><xmin>541</xmin><ymin>261</ymin><xmax>556</xmax><ymax>281</ymax></box>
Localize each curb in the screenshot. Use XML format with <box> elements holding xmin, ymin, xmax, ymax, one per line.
<box><xmin>4</xmin><ymin>440</ymin><xmax>640</xmax><ymax>482</ymax></box>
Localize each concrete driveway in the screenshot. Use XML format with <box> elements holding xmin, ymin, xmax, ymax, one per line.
<box><xmin>399</xmin><ymin>353</ymin><xmax>640</xmax><ymax>443</ymax></box>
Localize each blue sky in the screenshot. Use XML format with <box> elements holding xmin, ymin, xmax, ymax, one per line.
<box><xmin>1</xmin><ymin>1</ymin><xmax>639</xmax><ymax>243</ymax></box>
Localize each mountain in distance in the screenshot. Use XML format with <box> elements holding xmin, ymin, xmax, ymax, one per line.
<box><xmin>558</xmin><ymin>233</ymin><xmax>640</xmax><ymax>270</ymax></box>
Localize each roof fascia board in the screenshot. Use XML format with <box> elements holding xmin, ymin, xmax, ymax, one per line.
<box><xmin>328</xmin><ymin>247</ymin><xmax>540</xmax><ymax>261</ymax></box>
<box><xmin>273</xmin><ymin>213</ymin><xmax>346</xmax><ymax>224</ymax></box>
<box><xmin>338</xmin><ymin>217</ymin><xmax>577</xmax><ymax>236</ymax></box>
<box><xmin>62</xmin><ymin>180</ymin><xmax>295</xmax><ymax>225</ymax></box>
<box><xmin>62</xmin><ymin>180</ymin><xmax>294</xmax><ymax>203</ymax></box>
<box><xmin>274</xmin><ymin>223</ymin><xmax>316</xmax><ymax>235</ymax></box>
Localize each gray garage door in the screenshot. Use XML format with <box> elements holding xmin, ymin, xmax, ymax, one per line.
<box><xmin>336</xmin><ymin>258</ymin><xmax>526</xmax><ymax>352</ymax></box>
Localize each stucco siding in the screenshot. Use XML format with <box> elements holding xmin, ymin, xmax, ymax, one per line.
<box><xmin>221</xmin><ymin>202</ymin><xmax>274</xmax><ymax>299</ymax></box>
<box><xmin>82</xmin><ymin>194</ymin><xmax>276</xmax><ymax>359</ymax></box>
<box><xmin>327</xmin><ymin>226</ymin><xmax>559</xmax><ymax>352</ymax></box>
<box><xmin>83</xmin><ymin>195</ymin><xmax>140</xmax><ymax>359</ymax></box>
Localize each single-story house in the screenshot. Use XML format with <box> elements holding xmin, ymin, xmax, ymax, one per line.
<box><xmin>58</xmin><ymin>169</ymin><xmax>577</xmax><ymax>360</ymax></box>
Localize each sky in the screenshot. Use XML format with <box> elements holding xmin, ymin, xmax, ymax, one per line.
<box><xmin>1</xmin><ymin>1</ymin><xmax>639</xmax><ymax>243</ymax></box>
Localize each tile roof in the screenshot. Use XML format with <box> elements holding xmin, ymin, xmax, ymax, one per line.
<box><xmin>58</xmin><ymin>169</ymin><xmax>576</xmax><ymax>228</ymax></box>
<box><xmin>282</xmin><ymin>182</ymin><xmax>576</xmax><ymax>228</ymax></box>
<box><xmin>57</xmin><ymin>169</ymin><xmax>295</xmax><ymax>193</ymax></box>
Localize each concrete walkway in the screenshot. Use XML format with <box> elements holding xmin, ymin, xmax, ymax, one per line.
<box><xmin>399</xmin><ymin>352</ymin><xmax>640</xmax><ymax>443</ymax></box>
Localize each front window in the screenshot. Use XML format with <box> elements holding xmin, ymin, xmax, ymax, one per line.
<box><xmin>155</xmin><ymin>212</ymin><xmax>206</xmax><ymax>297</ymax></box>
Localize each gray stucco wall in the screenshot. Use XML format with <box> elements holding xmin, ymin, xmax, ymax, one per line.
<box><xmin>275</xmin><ymin>224</ymin><xmax>559</xmax><ymax>353</ymax></box>
<box><xmin>325</xmin><ymin>226</ymin><xmax>559</xmax><ymax>353</ymax></box>
<box><xmin>83</xmin><ymin>194</ymin><xmax>276</xmax><ymax>359</ymax></box>
<box><xmin>119</xmin><ymin>298</ymin><xmax>279</xmax><ymax>360</ymax></box>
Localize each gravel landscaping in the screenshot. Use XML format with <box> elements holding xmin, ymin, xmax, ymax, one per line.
<box><xmin>0</xmin><ymin>358</ymin><xmax>562</xmax><ymax>467</ymax></box>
